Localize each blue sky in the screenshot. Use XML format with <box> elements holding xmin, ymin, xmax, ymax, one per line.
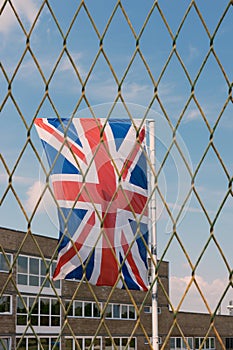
<box><xmin>0</xmin><ymin>0</ymin><xmax>232</xmax><ymax>314</ymax></box>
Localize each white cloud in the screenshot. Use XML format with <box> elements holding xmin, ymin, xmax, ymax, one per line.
<box><xmin>25</xmin><ymin>180</ymin><xmax>54</xmax><ymax>214</ymax></box>
<box><xmin>159</xmin><ymin>82</ymin><xmax>185</xmax><ymax>105</ymax></box>
<box><xmin>59</xmin><ymin>52</ymin><xmax>84</xmax><ymax>72</ymax></box>
<box><xmin>167</xmin><ymin>200</ymin><xmax>215</xmax><ymax>215</ymax></box>
<box><xmin>56</xmin><ymin>52</ymin><xmax>87</xmax><ymax>82</ymax></box>
<box><xmin>87</xmin><ymin>79</ymin><xmax>153</xmax><ymax>105</ymax></box>
<box><xmin>122</xmin><ymin>82</ymin><xmax>152</xmax><ymax>101</ymax></box>
<box><xmin>0</xmin><ymin>173</ymin><xmax>34</xmax><ymax>185</ymax></box>
<box><xmin>188</xmin><ymin>45</ymin><xmax>199</xmax><ymax>61</ymax></box>
<box><xmin>185</xmin><ymin>109</ymin><xmax>200</xmax><ymax>122</ymax></box>
<box><xmin>0</xmin><ymin>0</ymin><xmax>39</xmax><ymax>34</ymax></box>
<box><xmin>170</xmin><ymin>274</ymin><xmax>232</xmax><ymax>315</ymax></box>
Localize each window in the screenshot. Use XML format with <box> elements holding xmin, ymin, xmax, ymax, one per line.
<box><xmin>226</xmin><ymin>338</ymin><xmax>233</xmax><ymax>349</ymax></box>
<box><xmin>121</xmin><ymin>305</ymin><xmax>128</xmax><ymax>318</ymax></box>
<box><xmin>113</xmin><ymin>304</ymin><xmax>120</xmax><ymax>318</ymax></box>
<box><xmin>145</xmin><ymin>337</ymin><xmax>162</xmax><ymax>345</ymax></box>
<box><xmin>0</xmin><ymin>252</ymin><xmax>12</xmax><ymax>273</ymax></box>
<box><xmin>105</xmin><ymin>303</ymin><xmax>136</xmax><ymax>320</ymax></box>
<box><xmin>0</xmin><ymin>337</ymin><xmax>11</xmax><ymax>350</ymax></box>
<box><xmin>65</xmin><ymin>300</ymin><xmax>101</xmax><ymax>318</ymax></box>
<box><xmin>105</xmin><ymin>337</ymin><xmax>136</xmax><ymax>349</ymax></box>
<box><xmin>144</xmin><ymin>306</ymin><xmax>161</xmax><ymax>314</ymax></box>
<box><xmin>0</xmin><ymin>295</ymin><xmax>12</xmax><ymax>314</ymax></box>
<box><xmin>105</xmin><ymin>304</ymin><xmax>112</xmax><ymax>318</ymax></box>
<box><xmin>170</xmin><ymin>337</ymin><xmax>193</xmax><ymax>350</ymax></box>
<box><xmin>17</xmin><ymin>255</ymin><xmax>60</xmax><ymax>290</ymax></box>
<box><xmin>84</xmin><ymin>302</ymin><xmax>92</xmax><ymax>317</ymax></box>
<box><xmin>74</xmin><ymin>301</ymin><xmax>82</xmax><ymax>317</ymax></box>
<box><xmin>17</xmin><ymin>296</ymin><xmax>61</xmax><ymax>327</ymax></box>
<box><xmin>65</xmin><ymin>300</ymin><xmax>136</xmax><ymax>320</ymax></box>
<box><xmin>16</xmin><ymin>337</ymin><xmax>60</xmax><ymax>350</ymax></box>
<box><xmin>144</xmin><ymin>306</ymin><xmax>152</xmax><ymax>313</ymax></box>
<box><xmin>195</xmin><ymin>338</ymin><xmax>215</xmax><ymax>350</ymax></box>
<box><xmin>65</xmin><ymin>337</ymin><xmax>101</xmax><ymax>350</ymax></box>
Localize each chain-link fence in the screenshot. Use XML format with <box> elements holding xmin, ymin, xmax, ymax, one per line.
<box><xmin>1</xmin><ymin>1</ymin><xmax>233</xmax><ymax>349</ymax></box>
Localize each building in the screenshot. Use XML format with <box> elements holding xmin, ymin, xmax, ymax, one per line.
<box><xmin>0</xmin><ymin>227</ymin><xmax>232</xmax><ymax>350</ymax></box>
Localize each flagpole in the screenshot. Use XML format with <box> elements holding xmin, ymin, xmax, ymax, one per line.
<box><xmin>149</xmin><ymin>120</ymin><xmax>159</xmax><ymax>350</ymax></box>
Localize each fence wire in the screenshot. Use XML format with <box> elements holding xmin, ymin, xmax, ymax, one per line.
<box><xmin>0</xmin><ymin>1</ymin><xmax>232</xmax><ymax>350</ymax></box>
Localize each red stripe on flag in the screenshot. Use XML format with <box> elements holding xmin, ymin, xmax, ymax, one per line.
<box><xmin>53</xmin><ymin>212</ymin><xmax>95</xmax><ymax>279</ymax></box>
<box><xmin>53</xmin><ymin>181</ymin><xmax>101</xmax><ymax>204</ymax></box>
<box><xmin>116</xmin><ymin>189</ymin><xmax>148</xmax><ymax>216</ymax></box>
<box><xmin>80</xmin><ymin>119</ymin><xmax>119</xmax><ymax>286</ymax></box>
<box><xmin>96</xmin><ymin>247</ymin><xmax>118</xmax><ymax>286</ymax></box>
<box><xmin>53</xmin><ymin>181</ymin><xmax>148</xmax><ymax>216</ymax></box>
<box><xmin>35</xmin><ymin>118</ymin><xmax>87</xmax><ymax>164</ymax></box>
<box><xmin>121</xmin><ymin>231</ymin><xmax>148</xmax><ymax>291</ymax></box>
<box><xmin>122</xmin><ymin>128</ymin><xmax>145</xmax><ymax>180</ymax></box>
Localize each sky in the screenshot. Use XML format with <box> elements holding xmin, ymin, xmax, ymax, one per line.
<box><xmin>0</xmin><ymin>0</ymin><xmax>232</xmax><ymax>315</ymax></box>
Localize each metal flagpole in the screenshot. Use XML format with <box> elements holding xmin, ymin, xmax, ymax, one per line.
<box><xmin>149</xmin><ymin>120</ymin><xmax>159</xmax><ymax>350</ymax></box>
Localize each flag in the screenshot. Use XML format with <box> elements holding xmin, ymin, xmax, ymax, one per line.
<box><xmin>34</xmin><ymin>118</ymin><xmax>148</xmax><ymax>291</ymax></box>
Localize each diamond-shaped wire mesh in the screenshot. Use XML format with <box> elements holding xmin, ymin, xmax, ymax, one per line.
<box><xmin>0</xmin><ymin>1</ymin><xmax>232</xmax><ymax>349</ymax></box>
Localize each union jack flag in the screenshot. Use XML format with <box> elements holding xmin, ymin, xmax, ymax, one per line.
<box><xmin>34</xmin><ymin>118</ymin><xmax>148</xmax><ymax>291</ymax></box>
